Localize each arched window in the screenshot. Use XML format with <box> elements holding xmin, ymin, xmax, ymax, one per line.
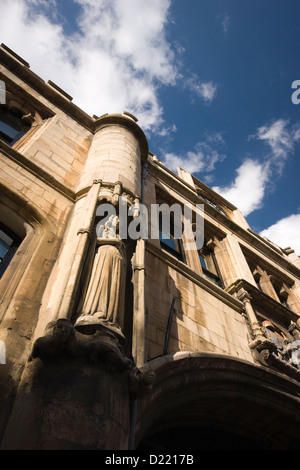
<box><xmin>0</xmin><ymin>222</ymin><xmax>21</xmax><ymax>278</ymax></box>
<box><xmin>0</xmin><ymin>105</ymin><xmax>30</xmax><ymax>146</ymax></box>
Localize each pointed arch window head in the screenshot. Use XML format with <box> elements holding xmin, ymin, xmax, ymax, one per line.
<box><xmin>0</xmin><ymin>223</ymin><xmax>21</xmax><ymax>278</ymax></box>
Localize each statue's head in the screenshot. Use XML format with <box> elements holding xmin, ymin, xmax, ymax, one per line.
<box><xmin>53</xmin><ymin>319</ymin><xmax>73</xmax><ymax>340</ymax></box>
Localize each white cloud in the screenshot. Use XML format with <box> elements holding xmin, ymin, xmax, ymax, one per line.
<box><xmin>0</xmin><ymin>0</ymin><xmax>178</xmax><ymax>131</ymax></box>
<box><xmin>221</xmin><ymin>14</ymin><xmax>230</xmax><ymax>33</ymax></box>
<box><xmin>260</xmin><ymin>214</ymin><xmax>300</xmax><ymax>255</ymax></box>
<box><xmin>214</xmin><ymin>119</ymin><xmax>300</xmax><ymax>217</ymax></box>
<box><xmin>162</xmin><ymin>132</ymin><xmax>226</xmax><ymax>175</ymax></box>
<box><xmin>185</xmin><ymin>75</ymin><xmax>218</xmax><ymax>104</ymax></box>
<box><xmin>213</xmin><ymin>159</ymin><xmax>270</xmax><ymax>216</ymax></box>
<box><xmin>255</xmin><ymin>119</ymin><xmax>300</xmax><ymax>171</ymax></box>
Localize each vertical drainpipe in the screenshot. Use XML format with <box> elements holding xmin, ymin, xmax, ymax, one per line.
<box><xmin>163</xmin><ymin>297</ymin><xmax>176</xmax><ymax>355</ymax></box>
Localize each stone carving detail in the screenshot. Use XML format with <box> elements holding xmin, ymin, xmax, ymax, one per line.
<box><xmin>30</xmin><ymin>319</ymin><xmax>155</xmax><ymax>397</ymax></box>
<box><xmin>30</xmin><ymin>319</ymin><xmax>131</xmax><ymax>372</ymax></box>
<box><xmin>129</xmin><ymin>366</ymin><xmax>156</xmax><ymax>399</ymax></box>
<box><xmin>262</xmin><ymin>320</ymin><xmax>290</xmax><ymax>362</ymax></box>
<box><xmin>75</xmin><ymin>214</ymin><xmax>126</xmax><ymax>333</ymax></box>
<box><xmin>249</xmin><ymin>320</ymin><xmax>300</xmax><ymax>381</ymax></box>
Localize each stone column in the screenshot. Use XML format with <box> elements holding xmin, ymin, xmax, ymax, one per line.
<box><xmin>223</xmin><ymin>234</ymin><xmax>256</xmax><ymax>286</ymax></box>
<box><xmin>132</xmin><ymin>238</ymin><xmax>146</xmax><ymax>367</ymax></box>
<box><xmin>236</xmin><ymin>287</ymin><xmax>277</xmax><ymax>367</ymax></box>
<box><xmin>2</xmin><ymin>114</ymin><xmax>151</xmax><ymax>451</ymax></box>
<box><xmin>237</xmin><ymin>289</ymin><xmax>264</xmax><ymax>341</ymax></box>
<box><xmin>259</xmin><ymin>271</ymin><xmax>280</xmax><ymax>300</ymax></box>
<box><xmin>0</xmin><ymin>351</ymin><xmax>131</xmax><ymax>450</ymax></box>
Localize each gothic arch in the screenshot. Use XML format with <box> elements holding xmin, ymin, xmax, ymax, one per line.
<box><xmin>135</xmin><ymin>352</ymin><xmax>300</xmax><ymax>450</ymax></box>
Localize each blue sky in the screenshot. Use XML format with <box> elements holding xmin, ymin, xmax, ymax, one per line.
<box><xmin>0</xmin><ymin>0</ymin><xmax>299</xmax><ymax>254</ymax></box>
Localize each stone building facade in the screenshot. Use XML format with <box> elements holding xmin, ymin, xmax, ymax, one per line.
<box><xmin>0</xmin><ymin>44</ymin><xmax>300</xmax><ymax>450</ymax></box>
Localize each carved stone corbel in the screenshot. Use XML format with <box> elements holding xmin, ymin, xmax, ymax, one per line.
<box><xmin>30</xmin><ymin>319</ymin><xmax>132</xmax><ymax>373</ymax></box>
<box><xmin>206</xmin><ymin>237</ymin><xmax>217</xmax><ymax>252</ymax></box>
<box><xmin>248</xmin><ymin>336</ymin><xmax>277</xmax><ymax>367</ymax></box>
<box><xmin>30</xmin><ymin>318</ymin><xmax>156</xmax><ymax>396</ymax></box>
<box><xmin>128</xmin><ymin>366</ymin><xmax>156</xmax><ymax>400</ymax></box>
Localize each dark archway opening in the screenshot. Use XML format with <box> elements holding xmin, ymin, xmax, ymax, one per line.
<box><xmin>137</xmin><ymin>425</ymin><xmax>266</xmax><ymax>450</ymax></box>
<box><xmin>134</xmin><ymin>354</ymin><xmax>300</xmax><ymax>451</ymax></box>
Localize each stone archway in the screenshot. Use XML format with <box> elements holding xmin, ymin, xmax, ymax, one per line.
<box><xmin>135</xmin><ymin>352</ymin><xmax>300</xmax><ymax>450</ymax></box>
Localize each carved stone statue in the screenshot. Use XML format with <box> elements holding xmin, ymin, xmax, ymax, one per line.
<box><xmin>75</xmin><ymin>215</ymin><xmax>126</xmax><ymax>333</ymax></box>
<box><xmin>262</xmin><ymin>320</ymin><xmax>289</xmax><ymax>360</ymax></box>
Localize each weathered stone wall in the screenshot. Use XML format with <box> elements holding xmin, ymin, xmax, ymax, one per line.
<box><xmin>1</xmin><ymin>356</ymin><xmax>131</xmax><ymax>450</ymax></box>
<box><xmin>20</xmin><ymin>115</ymin><xmax>92</xmax><ymax>191</ymax></box>
<box><xmin>144</xmin><ymin>249</ymin><xmax>253</xmax><ymax>363</ymax></box>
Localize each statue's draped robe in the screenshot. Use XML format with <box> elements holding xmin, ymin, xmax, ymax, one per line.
<box><xmin>81</xmin><ymin>239</ymin><xmax>126</xmax><ymax>329</ymax></box>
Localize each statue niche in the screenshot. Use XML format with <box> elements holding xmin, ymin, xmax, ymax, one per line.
<box><xmin>75</xmin><ymin>213</ymin><xmax>126</xmax><ymax>335</ymax></box>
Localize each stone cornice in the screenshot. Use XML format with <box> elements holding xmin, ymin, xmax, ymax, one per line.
<box><xmin>0</xmin><ymin>45</ymin><xmax>94</xmax><ymax>131</ymax></box>
<box><xmin>226</xmin><ymin>279</ymin><xmax>299</xmax><ymax>324</ymax></box>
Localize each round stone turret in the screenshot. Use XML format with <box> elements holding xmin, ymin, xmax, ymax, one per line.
<box><xmin>77</xmin><ymin>113</ymin><xmax>149</xmax><ymax>198</ymax></box>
